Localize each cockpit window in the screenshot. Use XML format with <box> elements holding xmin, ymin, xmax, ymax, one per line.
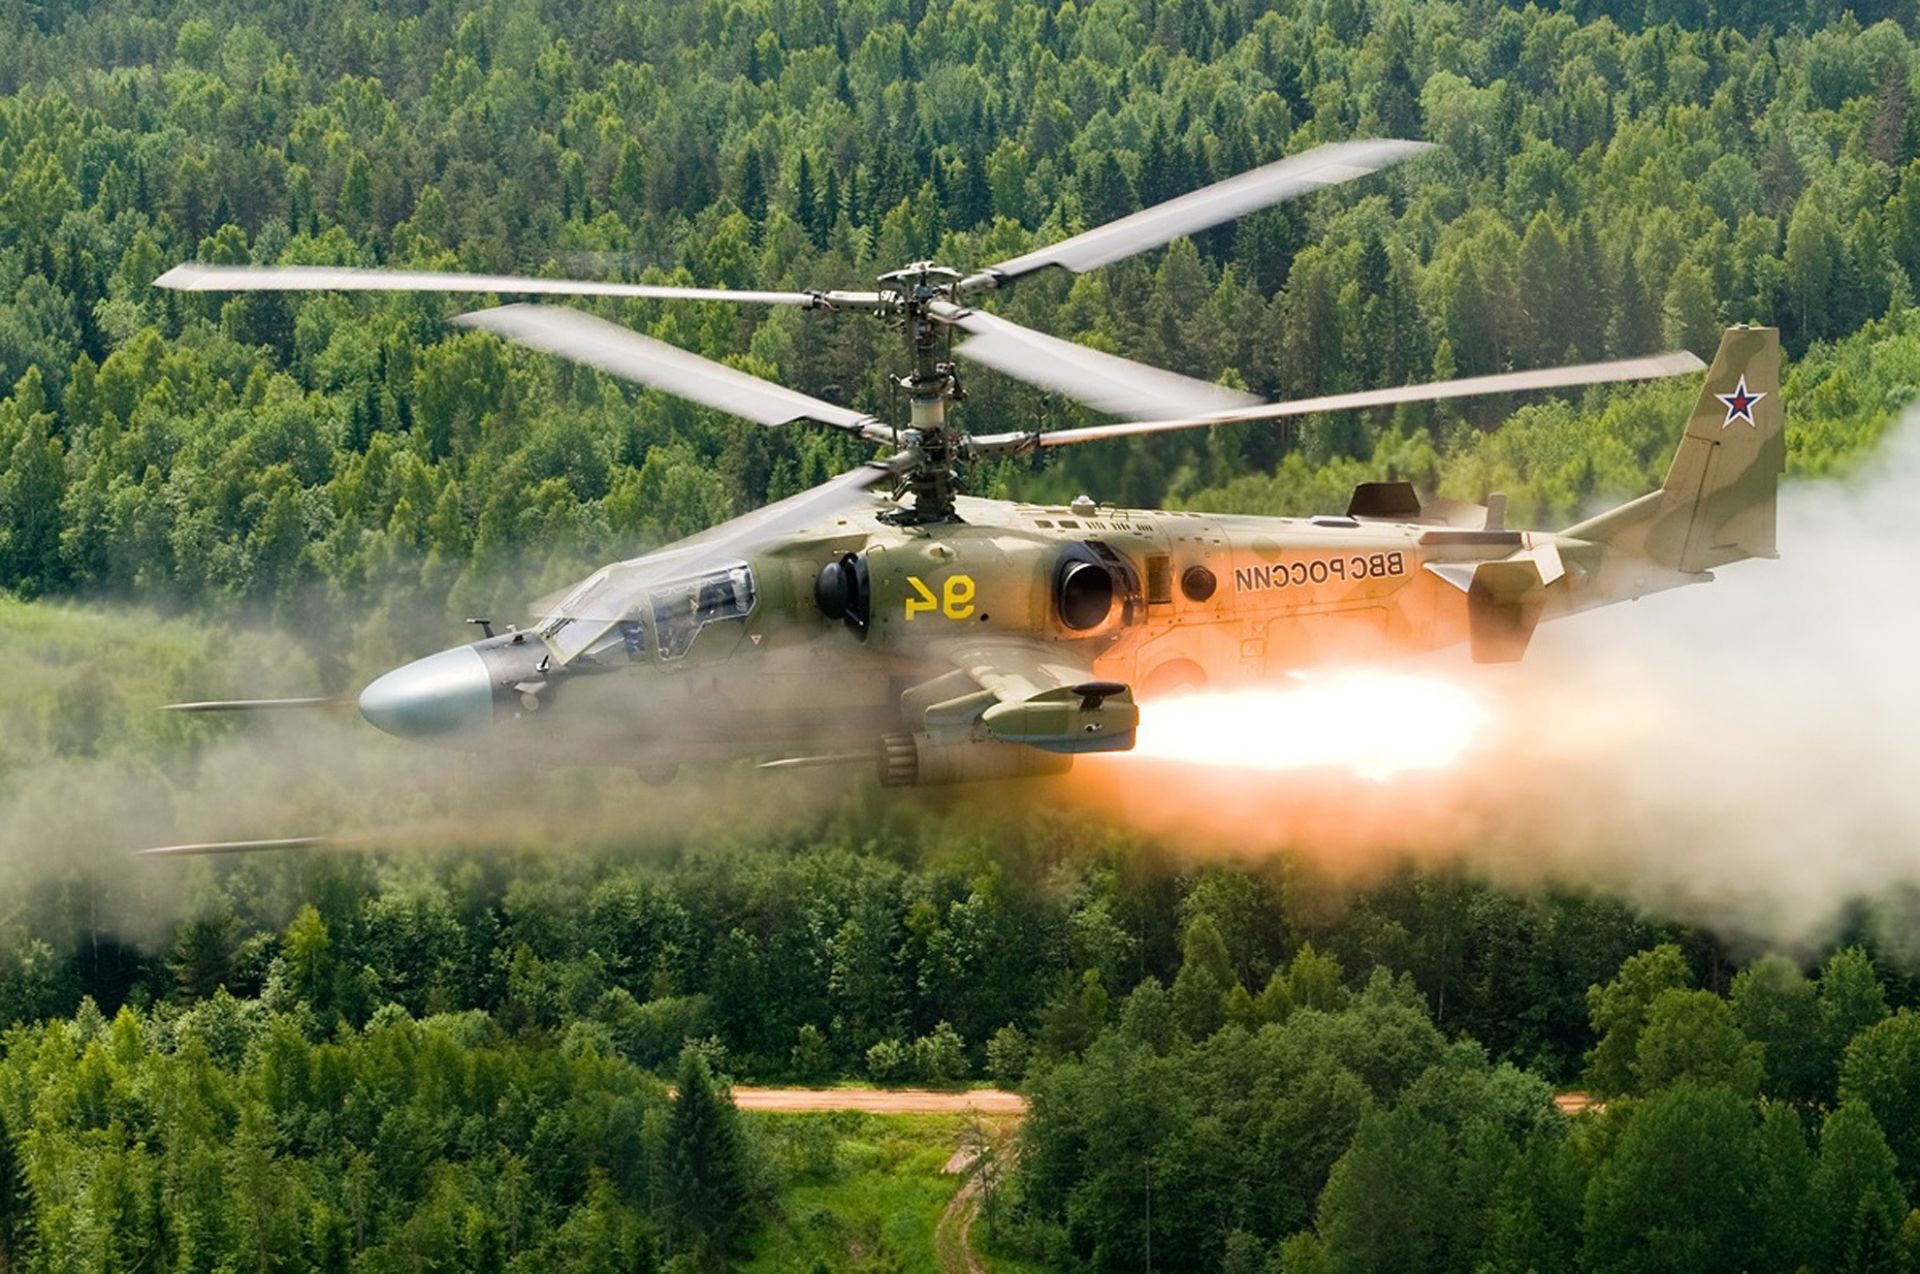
<box><xmin>535</xmin><ymin>558</ymin><xmax>757</xmax><ymax>665</ymax></box>
<box><xmin>538</xmin><ymin>567</ymin><xmax>623</xmax><ymax>663</ymax></box>
<box><xmin>651</xmin><ymin>564</ymin><xmax>757</xmax><ymax>659</ymax></box>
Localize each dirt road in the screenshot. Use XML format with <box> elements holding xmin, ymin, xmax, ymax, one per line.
<box><xmin>739</xmin><ymin>1087</ymin><xmax>1588</xmax><ymax>1118</ymax></box>
<box><xmin>730</xmin><ymin>1086</ymin><xmax>1027</xmax><ymax>1115</ymax></box>
<box><xmin>1554</xmin><ymin>1091</ymin><xmax>1603</xmax><ymax>1115</ymax></box>
<box><xmin>934</xmin><ymin>1167</ymin><xmax>990</xmax><ymax>1274</ymax></box>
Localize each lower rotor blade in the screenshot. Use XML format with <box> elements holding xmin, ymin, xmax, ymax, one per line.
<box><xmin>932</xmin><ymin>301</ymin><xmax>1259</xmax><ymax>419</ymax></box>
<box><xmin>651</xmin><ymin>447</ymin><xmax>919</xmax><ymax>562</ymax></box>
<box><xmin>161</xmin><ymin>697</ymin><xmax>351</xmax><ymax>713</ymax></box>
<box><xmin>453</xmin><ymin>304</ymin><xmax>892</xmax><ymax>438</ymax></box>
<box><xmin>134</xmin><ymin>835</ymin><xmax>338</xmax><ymax>858</ymax></box>
<box><xmin>968</xmin><ymin>351</ymin><xmax>1708</xmax><ymax>454</ymax></box>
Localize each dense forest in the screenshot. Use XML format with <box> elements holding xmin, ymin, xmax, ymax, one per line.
<box><xmin>6</xmin><ymin>0</ymin><xmax>1920</xmax><ymax>1268</ymax></box>
<box><xmin>6</xmin><ymin>0</ymin><xmax>1920</xmax><ymax>657</ymax></box>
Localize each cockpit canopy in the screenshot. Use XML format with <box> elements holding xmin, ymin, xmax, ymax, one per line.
<box><xmin>537</xmin><ymin>557</ymin><xmax>757</xmax><ymax>665</ymax></box>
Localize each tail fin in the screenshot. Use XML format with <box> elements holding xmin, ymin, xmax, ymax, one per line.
<box><xmin>1567</xmin><ymin>326</ymin><xmax>1784</xmax><ymax>572</ymax></box>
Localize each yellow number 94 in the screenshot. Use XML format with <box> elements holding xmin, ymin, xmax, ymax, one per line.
<box><xmin>905</xmin><ymin>574</ymin><xmax>976</xmax><ymax>620</ymax></box>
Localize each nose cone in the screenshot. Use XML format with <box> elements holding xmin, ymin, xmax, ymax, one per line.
<box><xmin>358</xmin><ymin>646</ymin><xmax>494</xmax><ymax>740</ymax></box>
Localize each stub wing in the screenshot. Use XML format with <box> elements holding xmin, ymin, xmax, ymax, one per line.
<box><xmin>1425</xmin><ymin>542</ymin><xmax>1567</xmax><ymax>663</ymax></box>
<box><xmin>932</xmin><ymin>638</ymin><xmax>1138</xmax><ymax>754</ymax></box>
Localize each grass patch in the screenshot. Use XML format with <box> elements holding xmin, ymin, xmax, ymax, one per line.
<box><xmin>974</xmin><ymin>1225</ymin><xmax>1061</xmax><ymax>1274</ymax></box>
<box><xmin>744</xmin><ymin>1111</ymin><xmax>1046</xmax><ymax>1273</ymax></box>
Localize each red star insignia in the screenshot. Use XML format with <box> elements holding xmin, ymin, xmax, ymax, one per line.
<box><xmin>1715</xmin><ymin>375</ymin><xmax>1766</xmax><ymax>428</ymax></box>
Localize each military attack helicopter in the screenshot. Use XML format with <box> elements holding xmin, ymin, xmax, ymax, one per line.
<box><xmin>151</xmin><ymin>138</ymin><xmax>1781</xmax><ymax>820</ymax></box>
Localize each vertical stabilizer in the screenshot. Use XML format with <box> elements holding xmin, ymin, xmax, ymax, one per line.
<box><xmin>1567</xmin><ymin>326</ymin><xmax>1784</xmax><ymax>572</ymax></box>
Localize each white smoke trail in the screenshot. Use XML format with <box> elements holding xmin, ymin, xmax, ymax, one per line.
<box><xmin>1503</xmin><ymin>409</ymin><xmax>1920</xmax><ymax>944</ymax></box>
<box><xmin>7</xmin><ymin>414</ymin><xmax>1920</xmax><ymax>955</ymax></box>
<box><xmin>1079</xmin><ymin>411</ymin><xmax>1920</xmax><ymax>950</ymax></box>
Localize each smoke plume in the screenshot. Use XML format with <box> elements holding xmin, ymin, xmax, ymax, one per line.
<box><xmin>6</xmin><ymin>416</ymin><xmax>1920</xmax><ymax>957</ymax></box>
<box><xmin>1079</xmin><ymin>413</ymin><xmax>1920</xmax><ymax>952</ymax></box>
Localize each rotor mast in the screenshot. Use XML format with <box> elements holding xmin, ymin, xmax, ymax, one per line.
<box><xmin>880</xmin><ymin>262</ymin><xmax>968</xmax><ymax>523</ymax></box>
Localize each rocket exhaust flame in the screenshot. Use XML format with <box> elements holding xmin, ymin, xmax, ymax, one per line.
<box><xmin>1124</xmin><ymin>674</ymin><xmax>1493</xmax><ymax>781</ymax></box>
<box><xmin>1069</xmin><ymin>407</ymin><xmax>1920</xmax><ymax>951</ymax></box>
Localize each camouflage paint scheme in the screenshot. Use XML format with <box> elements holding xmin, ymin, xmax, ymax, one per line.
<box><xmin>400</xmin><ymin>327</ymin><xmax>1783</xmax><ymax>786</ymax></box>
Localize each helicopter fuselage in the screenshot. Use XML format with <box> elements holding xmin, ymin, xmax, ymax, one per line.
<box><xmin>368</xmin><ymin>487</ymin><xmax>1692</xmax><ymax>786</ymax></box>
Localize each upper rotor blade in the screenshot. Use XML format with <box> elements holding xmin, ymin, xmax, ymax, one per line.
<box><xmin>452</xmin><ymin>304</ymin><xmax>890</xmax><ymax>437</ymax></box>
<box><xmin>931</xmin><ymin>301</ymin><xmax>1259</xmax><ymax>419</ymax></box>
<box><xmin>155</xmin><ymin>262</ymin><xmax>850</xmax><ymax>308</ymax></box>
<box><xmin>960</xmin><ymin>139</ymin><xmax>1433</xmax><ymax>291</ymax></box>
<box><xmin>968</xmin><ymin>351</ymin><xmax>1708</xmax><ymax>454</ymax></box>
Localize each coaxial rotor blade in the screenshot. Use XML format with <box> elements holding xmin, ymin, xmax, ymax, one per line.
<box><xmin>155</xmin><ymin>263</ymin><xmax>887</xmax><ymax>310</ymax></box>
<box><xmin>622</xmin><ymin>447</ymin><xmax>920</xmax><ymax>566</ymax></box>
<box><xmin>967</xmin><ymin>350</ymin><xmax>1708</xmax><ymax>455</ymax></box>
<box><xmin>451</xmin><ymin>304</ymin><xmax>893</xmax><ymax>439</ymax></box>
<box><xmin>929</xmin><ymin>300</ymin><xmax>1259</xmax><ymax>418</ymax></box>
<box><xmin>675</xmin><ymin>448</ymin><xmax>920</xmax><ymax>554</ymax></box>
<box><xmin>957</xmin><ymin>138</ymin><xmax>1433</xmax><ymax>294</ymax></box>
<box><xmin>134</xmin><ymin>835</ymin><xmax>339</xmax><ymax>858</ymax></box>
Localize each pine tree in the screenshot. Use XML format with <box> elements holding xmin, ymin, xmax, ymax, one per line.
<box><xmin>1140</xmin><ymin>121</ymin><xmax>1175</xmax><ymax>206</ymax></box>
<box><xmin>0</xmin><ymin>370</ymin><xmax>63</xmax><ymax>597</ymax></box>
<box><xmin>1566</xmin><ymin>215</ymin><xmax>1609</xmax><ymax>357</ymax></box>
<box><xmin>1517</xmin><ymin>212</ymin><xmax>1569</xmax><ymax>363</ymax></box>
<box><xmin>1814</xmin><ymin>1102</ymin><xmax>1906</xmax><ymax>1272</ymax></box>
<box><xmin>1170</xmin><ymin>914</ymin><xmax>1238</xmax><ymax>1039</ymax></box>
<box><xmin>339</xmin><ymin>151</ymin><xmax>374</xmax><ymax>236</ymax></box>
<box><xmin>1606</xmin><ymin>249</ymin><xmax>1661</xmax><ymax>359</ymax></box>
<box><xmin>957</xmin><ymin>141</ymin><xmax>990</xmax><ymax>228</ymax></box>
<box><xmin>665</xmin><ymin>1049</ymin><xmax>751</xmax><ymax>1266</ymax></box>
<box><xmin>1079</xmin><ymin>154</ymin><xmax>1135</xmax><ymax>228</ymax></box>
<box><xmin>1374</xmin><ymin>51</ymin><xmax>1421</xmax><ymax>139</ymax></box>
<box><xmin>560</xmin><ymin>151</ymin><xmax>588</xmax><ymax>222</ymax></box>
<box><xmin>736</xmin><ymin>150</ymin><xmax>767</xmax><ymax>226</ymax></box>
<box><xmin>822</xmin><ymin>164</ymin><xmax>842</xmax><ymax>232</ymax></box>
<box><xmin>1870</xmin><ymin>63</ymin><xmax>1912</xmax><ymax>166</ymax></box>
<box><xmin>794</xmin><ymin>152</ymin><xmax>820</xmax><ymax>245</ymax></box>
<box><xmin>613</xmin><ymin>140</ymin><xmax>647</xmax><ymax>221</ymax></box>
